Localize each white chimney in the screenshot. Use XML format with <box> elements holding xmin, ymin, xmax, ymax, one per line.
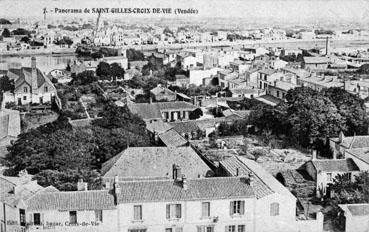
<box><xmin>181</xmin><ymin>175</ymin><xmax>188</xmax><ymax>190</ymax></box>
<box><xmin>77</xmin><ymin>179</ymin><xmax>88</xmax><ymax>191</ymax></box>
<box><xmin>312</xmin><ymin>150</ymin><xmax>317</xmax><ymax>160</ymax></box>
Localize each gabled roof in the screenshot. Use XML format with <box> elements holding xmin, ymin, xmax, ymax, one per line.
<box><xmin>9</xmin><ymin>67</ymin><xmax>50</xmax><ymax>91</ymax></box>
<box><xmin>0</xmin><ymin>109</ymin><xmax>21</xmax><ymax>141</ymax></box>
<box><xmin>128</xmin><ymin>102</ymin><xmax>198</xmax><ymax>120</ymax></box>
<box><xmin>310</xmin><ymin>158</ymin><xmax>360</xmax><ymax>173</ymax></box>
<box><xmin>339</xmin><ymin>204</ymin><xmax>369</xmax><ymax>216</ymax></box>
<box><xmin>26</xmin><ymin>190</ymin><xmax>115</xmax><ymax>211</ymax></box>
<box><xmin>303</xmin><ymin>56</ymin><xmax>330</xmax><ymax>64</ymax></box>
<box><xmin>331</xmin><ymin>135</ymin><xmax>369</xmax><ymax>149</ymax></box>
<box><xmin>346</xmin><ymin>147</ymin><xmax>369</xmax><ymax>165</ymax></box>
<box><xmin>169</xmin><ymin>121</ymin><xmax>200</xmax><ymax>134</ymax></box>
<box><xmin>117</xmin><ymin>177</ymin><xmax>255</xmax><ymax>203</ymax></box>
<box><xmin>150</xmin><ymin>86</ymin><xmax>176</xmax><ymax>96</ymax></box>
<box><xmin>101</xmin><ymin>147</ymin><xmax>212</xmax><ymax>179</ymax></box>
<box><xmin>158</xmin><ymin>129</ymin><xmax>188</xmax><ymax>147</ymax></box>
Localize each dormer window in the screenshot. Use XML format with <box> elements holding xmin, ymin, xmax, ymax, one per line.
<box><xmin>24</xmin><ymin>87</ymin><xmax>28</xmax><ymax>93</ymax></box>
<box><xmin>44</xmin><ymin>86</ymin><xmax>48</xmax><ymax>92</ymax></box>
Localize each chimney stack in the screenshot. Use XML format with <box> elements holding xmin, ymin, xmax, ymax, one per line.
<box><xmin>173</xmin><ymin>164</ymin><xmax>181</xmax><ymax>180</ymax></box>
<box><xmin>181</xmin><ymin>175</ymin><xmax>188</xmax><ymax>190</ymax></box>
<box><xmin>312</xmin><ymin>150</ymin><xmax>317</xmax><ymax>160</ymax></box>
<box><xmin>31</xmin><ymin>57</ymin><xmax>38</xmax><ymax>97</ymax></box>
<box><xmin>338</xmin><ymin>131</ymin><xmax>345</xmax><ymax>143</ymax></box>
<box><xmin>113</xmin><ymin>175</ymin><xmax>121</xmax><ymax>204</ymax></box>
<box><xmin>77</xmin><ymin>179</ymin><xmax>88</xmax><ymax>191</ymax></box>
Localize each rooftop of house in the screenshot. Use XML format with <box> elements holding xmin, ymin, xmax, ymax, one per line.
<box><xmin>303</xmin><ymin>56</ymin><xmax>330</xmax><ymax>64</ymax></box>
<box><xmin>309</xmin><ymin>158</ymin><xmax>360</xmax><ymax>173</ymax></box>
<box><xmin>339</xmin><ymin>204</ymin><xmax>369</xmax><ymax>216</ymax></box>
<box><xmin>146</xmin><ymin>121</ymin><xmax>173</xmax><ymax>134</ymax></box>
<box><xmin>271</xmin><ymin>80</ymin><xmax>299</xmax><ymax>92</ymax></box>
<box><xmin>219</xmin><ymin>156</ymin><xmax>296</xmax><ymax>199</ymax></box>
<box><xmin>299</xmin><ymin>75</ymin><xmax>344</xmax><ymax>88</ymax></box>
<box><xmin>101</xmin><ymin>147</ymin><xmax>212</xmax><ymax>179</ymax></box>
<box><xmin>26</xmin><ymin>190</ymin><xmax>115</xmax><ymax>211</ymax></box>
<box><xmin>169</xmin><ymin>121</ymin><xmax>201</xmax><ymax>134</ymax></box>
<box><xmin>0</xmin><ymin>108</ymin><xmax>21</xmax><ymax>141</ymax></box>
<box><xmin>158</xmin><ymin>129</ymin><xmax>188</xmax><ymax>147</ymax></box>
<box><xmin>128</xmin><ymin>101</ymin><xmax>198</xmax><ymax>120</ymax></box>
<box><xmin>150</xmin><ymin>85</ymin><xmax>176</xmax><ymax>96</ymax></box>
<box><xmin>258</xmin><ymin>69</ymin><xmax>276</xmax><ymax>76</ymax></box>
<box><xmin>116</xmin><ymin>176</ymin><xmax>254</xmax><ymax>203</ymax></box>
<box><xmin>331</xmin><ymin>135</ymin><xmax>369</xmax><ymax>149</ymax></box>
<box><xmin>7</xmin><ymin>66</ymin><xmax>52</xmax><ymax>91</ymax></box>
<box><xmin>346</xmin><ymin>147</ymin><xmax>369</xmax><ymax>165</ymax></box>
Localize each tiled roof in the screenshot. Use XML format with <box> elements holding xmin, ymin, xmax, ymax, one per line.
<box><xmin>0</xmin><ymin>109</ymin><xmax>21</xmax><ymax>141</ymax></box>
<box><xmin>150</xmin><ymin>86</ymin><xmax>176</xmax><ymax>96</ymax></box>
<box><xmin>219</xmin><ymin>156</ymin><xmax>273</xmax><ymax>199</ymax></box>
<box><xmin>331</xmin><ymin>135</ymin><xmax>369</xmax><ymax>149</ymax></box>
<box><xmin>10</xmin><ymin>67</ymin><xmax>49</xmax><ymax>90</ymax></box>
<box><xmin>117</xmin><ymin>177</ymin><xmax>254</xmax><ymax>203</ymax></box>
<box><xmin>169</xmin><ymin>121</ymin><xmax>200</xmax><ymax>134</ymax></box>
<box><xmin>339</xmin><ymin>204</ymin><xmax>369</xmax><ymax>216</ymax></box>
<box><xmin>128</xmin><ymin>102</ymin><xmax>198</xmax><ymax>120</ymax></box>
<box><xmin>303</xmin><ymin>56</ymin><xmax>330</xmax><ymax>64</ymax></box>
<box><xmin>146</xmin><ymin>121</ymin><xmax>173</xmax><ymax>134</ymax></box>
<box><xmin>347</xmin><ymin>204</ymin><xmax>369</xmax><ymax>216</ymax></box>
<box><xmin>258</xmin><ymin>69</ymin><xmax>276</xmax><ymax>76</ymax></box>
<box><xmin>346</xmin><ymin>148</ymin><xmax>369</xmax><ymax>165</ymax></box>
<box><xmin>26</xmin><ymin>190</ymin><xmax>116</xmax><ymax>211</ymax></box>
<box><xmin>102</xmin><ymin>147</ymin><xmax>212</xmax><ymax>179</ymax></box>
<box><xmin>158</xmin><ymin>129</ymin><xmax>188</xmax><ymax>147</ymax></box>
<box><xmin>310</xmin><ymin>158</ymin><xmax>360</xmax><ymax>172</ymax></box>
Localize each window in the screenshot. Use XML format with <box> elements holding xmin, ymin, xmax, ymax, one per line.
<box><xmin>33</xmin><ymin>213</ymin><xmax>41</xmax><ymax>225</ymax></box>
<box><xmin>270</xmin><ymin>203</ymin><xmax>280</xmax><ymax>216</ymax></box>
<box><xmin>95</xmin><ymin>210</ymin><xmax>103</xmax><ymax>222</ymax></box>
<box><xmin>197</xmin><ymin>225</ymin><xmax>214</xmax><ymax>232</ymax></box>
<box><xmin>133</xmin><ymin>205</ymin><xmax>142</xmax><ymax>221</ymax></box>
<box><xmin>23</xmin><ymin>87</ymin><xmax>28</xmax><ymax>93</ymax></box>
<box><xmin>69</xmin><ymin>211</ymin><xmax>77</xmax><ymax>224</ymax></box>
<box><xmin>202</xmin><ymin>202</ymin><xmax>210</xmax><ymax>217</ymax></box>
<box><xmin>225</xmin><ymin>225</ymin><xmax>245</xmax><ymax>232</ymax></box>
<box><xmin>44</xmin><ymin>86</ymin><xmax>48</xmax><ymax>92</ymax></box>
<box><xmin>327</xmin><ymin>173</ymin><xmax>332</xmax><ymax>181</ymax></box>
<box><xmin>23</xmin><ymin>96</ymin><xmax>27</xmax><ymax>101</ymax></box>
<box><xmin>19</xmin><ymin>209</ymin><xmax>26</xmax><ymax>226</ymax></box>
<box><xmin>166</xmin><ymin>228</ymin><xmax>183</xmax><ymax>232</ymax></box>
<box><xmin>230</xmin><ymin>201</ymin><xmax>245</xmax><ymax>215</ymax></box>
<box><xmin>276</xmin><ymin>91</ymin><xmax>280</xmax><ymax>97</ymax></box>
<box><xmin>166</xmin><ymin>204</ymin><xmax>181</xmax><ymax>219</ymax></box>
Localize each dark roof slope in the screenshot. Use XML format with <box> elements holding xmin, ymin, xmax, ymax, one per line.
<box><xmin>101</xmin><ymin>147</ymin><xmax>212</xmax><ymax>179</ymax></box>
<box><xmin>117</xmin><ymin>177</ymin><xmax>254</xmax><ymax>203</ymax></box>
<box><xmin>27</xmin><ymin>190</ymin><xmax>115</xmax><ymax>211</ymax></box>
<box><xmin>311</xmin><ymin>158</ymin><xmax>360</xmax><ymax>172</ymax></box>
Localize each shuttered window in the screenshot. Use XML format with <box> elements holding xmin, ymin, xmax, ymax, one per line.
<box><xmin>95</xmin><ymin>210</ymin><xmax>103</xmax><ymax>222</ymax></box>
<box><xmin>33</xmin><ymin>213</ymin><xmax>41</xmax><ymax>225</ymax></box>
<box><xmin>230</xmin><ymin>201</ymin><xmax>245</xmax><ymax>215</ymax></box>
<box><xmin>225</xmin><ymin>225</ymin><xmax>245</xmax><ymax>232</ymax></box>
<box><xmin>134</xmin><ymin>205</ymin><xmax>142</xmax><ymax>220</ymax></box>
<box><xmin>270</xmin><ymin>203</ymin><xmax>280</xmax><ymax>216</ymax></box>
<box><xmin>197</xmin><ymin>225</ymin><xmax>214</xmax><ymax>232</ymax></box>
<box><xmin>201</xmin><ymin>202</ymin><xmax>210</xmax><ymax>217</ymax></box>
<box><xmin>69</xmin><ymin>211</ymin><xmax>77</xmax><ymax>224</ymax></box>
<box><xmin>166</xmin><ymin>204</ymin><xmax>182</xmax><ymax>219</ymax></box>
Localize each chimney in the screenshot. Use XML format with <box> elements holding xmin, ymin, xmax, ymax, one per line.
<box><xmin>105</xmin><ymin>181</ymin><xmax>111</xmax><ymax>190</ymax></box>
<box><xmin>173</xmin><ymin>164</ymin><xmax>181</xmax><ymax>180</ymax></box>
<box><xmin>77</xmin><ymin>178</ymin><xmax>88</xmax><ymax>191</ymax></box>
<box><xmin>31</xmin><ymin>57</ymin><xmax>38</xmax><ymax>95</ymax></box>
<box><xmin>181</xmin><ymin>175</ymin><xmax>188</xmax><ymax>190</ymax></box>
<box><xmin>113</xmin><ymin>175</ymin><xmax>121</xmax><ymax>204</ymax></box>
<box><xmin>338</xmin><ymin>131</ymin><xmax>344</xmax><ymax>143</ymax></box>
<box><xmin>312</xmin><ymin>150</ymin><xmax>317</xmax><ymax>160</ymax></box>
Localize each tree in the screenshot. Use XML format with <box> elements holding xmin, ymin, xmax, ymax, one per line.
<box><xmin>358</xmin><ymin>64</ymin><xmax>369</xmax><ymax>74</ymax></box>
<box><xmin>96</xmin><ymin>62</ymin><xmax>111</xmax><ymax>78</ymax></box>
<box><xmin>1</xmin><ymin>28</ymin><xmax>11</xmax><ymax>37</ymax></box>
<box><xmin>71</xmin><ymin>70</ymin><xmax>98</xmax><ymax>85</ymax></box>
<box><xmin>322</xmin><ymin>87</ymin><xmax>368</xmax><ymax>135</ymax></box>
<box><xmin>0</xmin><ymin>18</ymin><xmax>11</xmax><ymax>24</ymax></box>
<box><xmin>286</xmin><ymin>87</ymin><xmax>345</xmax><ymax>147</ymax></box>
<box><xmin>12</xmin><ymin>28</ymin><xmax>30</xmax><ymax>35</ymax></box>
<box><xmin>34</xmin><ymin>169</ymin><xmax>102</xmax><ymax>191</ymax></box>
<box><xmin>110</xmin><ymin>63</ymin><xmax>125</xmax><ymax>81</ymax></box>
<box><xmin>0</xmin><ymin>76</ymin><xmax>14</xmax><ymax>92</ymax></box>
<box><xmin>126</xmin><ymin>49</ymin><xmax>145</xmax><ymax>61</ymax></box>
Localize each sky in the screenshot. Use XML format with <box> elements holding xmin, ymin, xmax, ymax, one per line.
<box><xmin>0</xmin><ymin>0</ymin><xmax>368</xmax><ymax>22</ymax></box>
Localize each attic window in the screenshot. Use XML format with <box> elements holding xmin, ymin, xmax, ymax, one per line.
<box><xmin>24</xmin><ymin>87</ymin><xmax>28</xmax><ymax>93</ymax></box>
<box><xmin>44</xmin><ymin>86</ymin><xmax>48</xmax><ymax>92</ymax></box>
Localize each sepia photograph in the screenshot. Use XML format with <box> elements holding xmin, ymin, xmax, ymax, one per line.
<box><xmin>0</xmin><ymin>0</ymin><xmax>369</xmax><ymax>232</ymax></box>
